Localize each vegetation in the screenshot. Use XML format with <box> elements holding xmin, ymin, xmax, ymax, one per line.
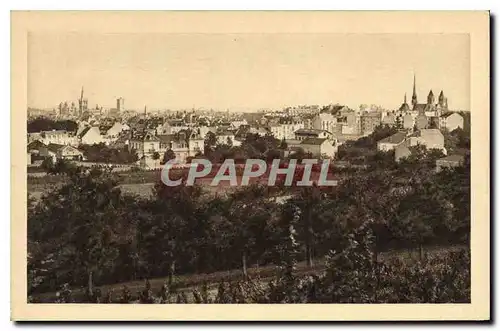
<box><xmin>28</xmin><ymin>118</ymin><xmax>78</xmax><ymax>133</ymax></box>
<box><xmin>335</xmin><ymin>124</ymin><xmax>398</xmax><ymax>165</ymax></box>
<box><xmin>79</xmin><ymin>143</ymin><xmax>139</xmax><ymax>164</ymax></box>
<box><xmin>28</xmin><ymin>139</ymin><xmax>471</xmax><ymax>302</ymax></box>
<box><xmin>203</xmin><ymin>133</ymin><xmax>282</xmax><ymax>163</ymax></box>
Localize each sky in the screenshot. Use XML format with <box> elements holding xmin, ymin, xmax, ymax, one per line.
<box><xmin>27</xmin><ymin>33</ymin><xmax>470</xmax><ymax>111</ymax></box>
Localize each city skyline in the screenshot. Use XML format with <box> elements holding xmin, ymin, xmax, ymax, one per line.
<box><xmin>28</xmin><ymin>33</ymin><xmax>470</xmax><ymax>111</ymax></box>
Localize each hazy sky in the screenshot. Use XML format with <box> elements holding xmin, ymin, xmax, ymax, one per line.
<box><xmin>28</xmin><ymin>33</ymin><xmax>470</xmax><ymax>111</ymax></box>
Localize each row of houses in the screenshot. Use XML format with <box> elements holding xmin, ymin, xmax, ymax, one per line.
<box><xmin>27</xmin><ymin>122</ymin><xmax>131</xmax><ymax>147</ymax></box>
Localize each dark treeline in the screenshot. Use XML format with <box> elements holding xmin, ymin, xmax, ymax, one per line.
<box><xmin>79</xmin><ymin>143</ymin><xmax>139</xmax><ymax>164</ymax></box>
<box><xmin>27</xmin><ymin>117</ymin><xmax>78</xmax><ymax>133</ymax></box>
<box><xmin>28</xmin><ymin>141</ymin><xmax>470</xmax><ymax>302</ymax></box>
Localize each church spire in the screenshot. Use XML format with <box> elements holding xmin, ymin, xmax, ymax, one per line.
<box><xmin>411</xmin><ymin>73</ymin><xmax>418</xmax><ymax>108</ymax></box>
<box><xmin>438</xmin><ymin>90</ymin><xmax>445</xmax><ymax>106</ymax></box>
<box><xmin>404</xmin><ymin>93</ymin><xmax>407</xmax><ymax>104</ymax></box>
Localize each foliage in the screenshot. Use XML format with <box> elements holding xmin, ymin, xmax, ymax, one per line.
<box><xmin>79</xmin><ymin>143</ymin><xmax>139</xmax><ymax>164</ymax></box>
<box><xmin>28</xmin><ymin>134</ymin><xmax>470</xmax><ymax>302</ymax></box>
<box><xmin>28</xmin><ymin>118</ymin><xmax>78</xmax><ymax>133</ymax></box>
<box><xmin>161</xmin><ymin>149</ymin><xmax>177</xmax><ymax>165</ymax></box>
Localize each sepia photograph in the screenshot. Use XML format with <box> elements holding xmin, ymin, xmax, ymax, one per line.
<box><xmin>11</xmin><ymin>11</ymin><xmax>490</xmax><ymax>321</ymax></box>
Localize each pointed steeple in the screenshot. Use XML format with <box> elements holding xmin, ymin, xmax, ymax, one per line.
<box><xmin>399</xmin><ymin>92</ymin><xmax>410</xmax><ymax>112</ymax></box>
<box><xmin>78</xmin><ymin>86</ymin><xmax>85</xmax><ymax>115</ymax></box>
<box><xmin>427</xmin><ymin>89</ymin><xmax>435</xmax><ymax>105</ymax></box>
<box><xmin>438</xmin><ymin>90</ymin><xmax>445</xmax><ymax>106</ymax></box>
<box><xmin>411</xmin><ymin>74</ymin><xmax>418</xmax><ymax>108</ymax></box>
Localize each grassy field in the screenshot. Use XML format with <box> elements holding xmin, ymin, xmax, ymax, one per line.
<box><xmin>32</xmin><ymin>244</ymin><xmax>467</xmax><ymax>303</ymax></box>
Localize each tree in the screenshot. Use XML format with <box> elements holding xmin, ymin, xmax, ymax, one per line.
<box><xmin>27</xmin><ymin>118</ymin><xmax>78</xmax><ymax>133</ymax></box>
<box><xmin>161</xmin><ymin>149</ymin><xmax>176</xmax><ymax>165</ymax></box>
<box><xmin>222</xmin><ymin>186</ymin><xmax>274</xmax><ymax>279</ymax></box>
<box><xmin>292</xmin><ymin>186</ymin><xmax>322</xmax><ymax>267</ymax></box>
<box><xmin>28</xmin><ymin>168</ymin><xmax>123</xmax><ymax>290</ymax></box>
<box><xmin>40</xmin><ymin>157</ymin><xmax>54</xmax><ymax>172</ymax></box>
<box><xmin>205</xmin><ymin>132</ymin><xmax>217</xmax><ymax>150</ymax></box>
<box><xmin>279</xmin><ymin>138</ymin><xmax>288</xmax><ymax>150</ymax></box>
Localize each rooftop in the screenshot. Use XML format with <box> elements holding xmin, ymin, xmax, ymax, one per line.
<box><xmin>378</xmin><ymin>132</ymin><xmax>407</xmax><ymax>145</ymax></box>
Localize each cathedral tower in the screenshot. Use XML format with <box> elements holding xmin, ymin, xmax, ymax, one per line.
<box><xmin>427</xmin><ymin>90</ymin><xmax>435</xmax><ymax>105</ymax></box>
<box><xmin>438</xmin><ymin>90</ymin><xmax>445</xmax><ymax>107</ymax></box>
<box><xmin>411</xmin><ymin>74</ymin><xmax>418</xmax><ymax>108</ymax></box>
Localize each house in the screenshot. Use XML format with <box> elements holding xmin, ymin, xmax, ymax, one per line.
<box><xmin>109</xmin><ymin>131</ymin><xmax>131</xmax><ymax>149</ymax></box>
<box><xmin>439</xmin><ymin>112</ymin><xmax>464</xmax><ymax>131</ymax></box>
<box><xmin>248</xmin><ymin>126</ymin><xmax>270</xmax><ymax>136</ymax></box>
<box><xmin>407</xmin><ymin>129</ymin><xmax>446</xmax><ymax>151</ymax></box>
<box><xmin>299</xmin><ymin>138</ymin><xmax>337</xmax><ymax>158</ymax></box>
<box><xmin>270</xmin><ymin>121</ymin><xmax>305</xmax><ymax>140</ymax></box>
<box><xmin>27</xmin><ymin>140</ymin><xmax>47</xmax><ymax>154</ymax></box>
<box><xmin>394</xmin><ymin>129</ymin><xmax>447</xmax><ymax>162</ymax></box>
<box><xmin>27</xmin><ymin>140</ymin><xmax>48</xmax><ymax>164</ymax></box>
<box><xmin>129</xmin><ymin>131</ymin><xmax>161</xmax><ymax>159</ymax></box>
<box><xmin>360</xmin><ymin>112</ymin><xmax>382</xmax><ymax>136</ymax></box>
<box><xmin>188</xmin><ymin>129</ymin><xmax>205</xmax><ymax>156</ymax></box>
<box><xmin>27</xmin><ymin>132</ymin><xmax>42</xmax><ymax>144</ymax></box>
<box><xmin>312</xmin><ymin>113</ymin><xmax>337</xmax><ymax>134</ymax></box>
<box><xmin>39</xmin><ymin>143</ymin><xmax>84</xmax><ymax>163</ymax></box>
<box><xmin>377</xmin><ymin>132</ymin><xmax>407</xmax><ymax>152</ymax></box>
<box><xmin>101</xmin><ymin>122</ymin><xmax>125</xmax><ymax>141</ymax></box>
<box><xmin>33</xmin><ymin>130</ymin><xmax>78</xmax><ymax>146</ymax></box>
<box><xmin>436</xmin><ymin>154</ymin><xmax>465</xmax><ymax>172</ymax></box>
<box><xmin>381</xmin><ymin>112</ymin><xmax>396</xmax><ymax>126</ymax></box>
<box><xmin>230</xmin><ymin>120</ymin><xmax>248</xmax><ymax>129</ymax></box>
<box><xmin>415</xmin><ymin>113</ymin><xmax>429</xmax><ymax>130</ymax></box>
<box><xmin>167</xmin><ymin>119</ymin><xmax>190</xmax><ymax>134</ymax></box>
<box><xmin>403</xmin><ymin>113</ymin><xmax>414</xmax><ymax>129</ymax></box>
<box><xmin>157</xmin><ymin>129</ymin><xmax>205</xmax><ymax>164</ymax></box>
<box><xmin>78</xmin><ymin>126</ymin><xmax>103</xmax><ymax>145</ymax></box>
<box><xmin>294</xmin><ymin>128</ymin><xmax>331</xmax><ymax>141</ymax></box>
<box><xmin>215</xmin><ymin>129</ymin><xmax>238</xmax><ymax>146</ymax></box>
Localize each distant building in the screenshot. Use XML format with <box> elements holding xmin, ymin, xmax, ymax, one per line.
<box><xmin>116</xmin><ymin>97</ymin><xmax>125</xmax><ymax>112</ymax></box>
<box><xmin>409</xmin><ymin>74</ymin><xmax>448</xmax><ymax>116</ymax></box>
<box><xmin>214</xmin><ymin>129</ymin><xmax>239</xmax><ymax>147</ymax></box>
<box><xmin>100</xmin><ymin>122</ymin><xmax>126</xmax><ymax>145</ymax></box>
<box><xmin>360</xmin><ymin>112</ymin><xmax>382</xmax><ymax>135</ymax></box>
<box><xmin>312</xmin><ymin>113</ymin><xmax>337</xmax><ymax>133</ymax></box>
<box><xmin>403</xmin><ymin>113</ymin><xmax>414</xmax><ymax>129</ymax></box>
<box><xmin>39</xmin><ymin>143</ymin><xmax>84</xmax><ymax>163</ymax></box>
<box><xmin>299</xmin><ymin>138</ymin><xmax>337</xmax><ymax>158</ymax></box>
<box><xmin>131</xmin><ymin>129</ymin><xmax>205</xmax><ymax>167</ymax></box>
<box><xmin>78</xmin><ymin>126</ymin><xmax>103</xmax><ymax>145</ymax></box>
<box><xmin>439</xmin><ymin>112</ymin><xmax>464</xmax><ymax>131</ymax></box>
<box><xmin>27</xmin><ymin>140</ymin><xmax>48</xmax><ymax>164</ymax></box>
<box><xmin>381</xmin><ymin>112</ymin><xmax>396</xmax><ymax>126</ymax></box>
<box><xmin>30</xmin><ymin>130</ymin><xmax>78</xmax><ymax>146</ymax></box>
<box><xmin>377</xmin><ymin>131</ymin><xmax>407</xmax><ymax>152</ymax></box>
<box><xmin>78</xmin><ymin>87</ymin><xmax>89</xmax><ymax>116</ymax></box>
<box><xmin>394</xmin><ymin>128</ymin><xmax>447</xmax><ymax>162</ymax></box>
<box><xmin>294</xmin><ymin>128</ymin><xmax>331</xmax><ymax>141</ymax></box>
<box><xmin>270</xmin><ymin>121</ymin><xmax>304</xmax><ymax>140</ymax></box>
<box><xmin>129</xmin><ymin>131</ymin><xmax>161</xmax><ymax>160</ymax></box>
